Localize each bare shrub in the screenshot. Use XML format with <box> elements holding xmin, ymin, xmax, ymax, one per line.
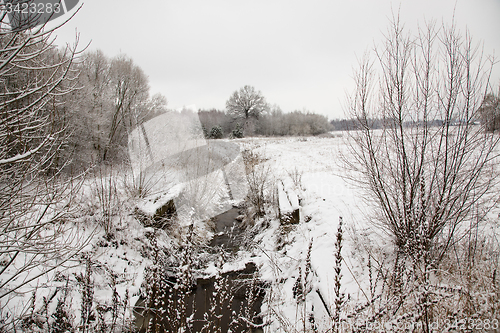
<box><xmin>121</xmin><ymin>158</ymin><xmax>169</xmax><ymax>200</ymax></box>
<box><xmin>435</xmin><ymin>222</ymin><xmax>500</xmax><ymax>319</ymax></box>
<box><xmin>344</xmin><ymin>16</ymin><xmax>499</xmax><ymax>270</ymax></box>
<box><xmin>138</xmin><ymin>227</ymin><xmax>195</xmax><ymax>332</ymax></box>
<box><xmin>341</xmin><ymin>209</ymin><xmax>500</xmax><ymax>333</ymax></box>
<box><xmin>291</xmin><ymin>240</ymin><xmax>315</xmax><ymax>332</ymax></box>
<box><xmin>287</xmin><ymin>167</ymin><xmax>304</xmax><ymax>190</ymax></box>
<box><xmin>332</xmin><ymin>218</ymin><xmax>345</xmax><ymax>332</ymax></box>
<box><xmin>90</xmin><ymin>166</ymin><xmax>122</xmax><ymax>238</ymax></box>
<box><xmin>343</xmin><ymin>15</ymin><xmax>500</xmax><ymax>331</ymax></box>
<box><xmin>242</xmin><ymin>149</ymin><xmax>271</xmax><ymax>218</ymax></box>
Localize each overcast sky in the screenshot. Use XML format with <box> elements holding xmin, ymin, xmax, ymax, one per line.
<box><xmin>49</xmin><ymin>0</ymin><xmax>500</xmax><ymax>119</ymax></box>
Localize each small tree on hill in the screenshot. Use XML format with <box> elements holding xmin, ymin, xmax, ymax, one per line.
<box><xmin>232</xmin><ymin>123</ymin><xmax>244</xmax><ymax>138</ymax></box>
<box><xmin>210</xmin><ymin>126</ymin><xmax>223</xmax><ymax>139</ymax></box>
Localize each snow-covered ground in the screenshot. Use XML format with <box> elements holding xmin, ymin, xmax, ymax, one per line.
<box><xmin>233</xmin><ymin>135</ymin><xmax>387</xmax><ymax>332</ymax></box>
<box><xmin>4</xmin><ymin>134</ymin><xmax>499</xmax><ymax>332</ymax></box>
<box><xmin>239</xmin><ymin>134</ymin><xmax>500</xmax><ymax>332</ymax></box>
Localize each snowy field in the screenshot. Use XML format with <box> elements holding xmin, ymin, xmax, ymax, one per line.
<box><xmin>206</xmin><ymin>134</ymin><xmax>500</xmax><ymax>332</ymax></box>
<box><xmin>236</xmin><ymin>135</ymin><xmax>388</xmax><ymax>332</ymax></box>
<box><xmin>3</xmin><ymin>134</ymin><xmax>500</xmax><ymax>332</ymax></box>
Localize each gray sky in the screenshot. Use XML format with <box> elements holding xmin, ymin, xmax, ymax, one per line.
<box><xmin>49</xmin><ymin>0</ymin><xmax>500</xmax><ymax>119</ymax></box>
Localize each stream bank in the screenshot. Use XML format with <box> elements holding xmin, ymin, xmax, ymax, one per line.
<box><xmin>134</xmin><ymin>207</ymin><xmax>266</xmax><ymax>332</ymax></box>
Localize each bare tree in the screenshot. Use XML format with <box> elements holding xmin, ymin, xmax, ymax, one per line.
<box><xmin>74</xmin><ymin>51</ymin><xmax>166</xmax><ymax>164</ymax></box>
<box><xmin>77</xmin><ymin>50</ymin><xmax>112</xmax><ymax>161</ymax></box>
<box><xmin>479</xmin><ymin>90</ymin><xmax>500</xmax><ymax>132</ymax></box>
<box><xmin>0</xmin><ymin>14</ymin><xmax>90</xmax><ymax>323</ymax></box>
<box><xmin>101</xmin><ymin>55</ymin><xmax>150</xmax><ymax>161</ymax></box>
<box><xmin>226</xmin><ymin>85</ymin><xmax>269</xmax><ymax>133</ymax></box>
<box><xmin>344</xmin><ymin>17</ymin><xmax>499</xmax><ymax>271</ymax></box>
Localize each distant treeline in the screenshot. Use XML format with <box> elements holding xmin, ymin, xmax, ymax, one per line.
<box><xmin>329</xmin><ymin>118</ymin><xmax>471</xmax><ymax>131</ymax></box>
<box><xmin>330</xmin><ymin>92</ymin><xmax>500</xmax><ymax>131</ymax></box>
<box><xmin>198</xmin><ymin>107</ymin><xmax>333</xmax><ymax>138</ymax></box>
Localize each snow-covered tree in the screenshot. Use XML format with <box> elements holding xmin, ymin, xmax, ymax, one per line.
<box><xmin>479</xmin><ymin>91</ymin><xmax>500</xmax><ymax>132</ymax></box>
<box><xmin>226</xmin><ymin>85</ymin><xmax>269</xmax><ymax>122</ymax></box>
<box><xmin>0</xmin><ymin>15</ymin><xmax>88</xmax><ymax>321</ymax></box>
<box><xmin>72</xmin><ymin>51</ymin><xmax>167</xmax><ymax>164</ymax></box>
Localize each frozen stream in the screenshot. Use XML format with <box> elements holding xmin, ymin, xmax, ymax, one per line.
<box><xmin>134</xmin><ymin>207</ymin><xmax>265</xmax><ymax>332</ymax></box>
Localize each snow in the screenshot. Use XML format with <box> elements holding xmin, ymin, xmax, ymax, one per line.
<box><xmin>128</xmin><ymin>111</ymin><xmax>205</xmax><ymax>182</ymax></box>
<box><xmin>135</xmin><ymin>183</ymin><xmax>184</xmax><ymax>216</ymax></box>
<box><xmin>0</xmin><ymin>135</ymin><xmax>49</xmax><ymax>165</ymax></box>
<box><xmin>4</xmin><ymin>134</ymin><xmax>500</xmax><ymax>331</ymax></box>
<box><xmin>137</xmin><ymin>134</ymin><xmax>372</xmax><ymax>330</ymax></box>
<box><xmin>130</xmin><ymin>111</ymin><xmax>249</xmax><ymax>224</ymax></box>
<box><xmin>235</xmin><ymin>136</ymin><xmax>371</xmax><ymax>330</ymax></box>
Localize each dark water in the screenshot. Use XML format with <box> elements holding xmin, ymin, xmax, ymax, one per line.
<box><xmin>210</xmin><ymin>207</ymin><xmax>244</xmax><ymax>250</ymax></box>
<box><xmin>134</xmin><ymin>208</ymin><xmax>265</xmax><ymax>333</ymax></box>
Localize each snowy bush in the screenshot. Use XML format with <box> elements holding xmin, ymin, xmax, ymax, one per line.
<box><xmin>210</xmin><ymin>126</ymin><xmax>223</xmax><ymax>139</ymax></box>
<box><xmin>232</xmin><ymin>123</ymin><xmax>244</xmax><ymax>138</ymax></box>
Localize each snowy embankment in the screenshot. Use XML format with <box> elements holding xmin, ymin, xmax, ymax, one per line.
<box><xmin>239</xmin><ymin>134</ymin><xmax>500</xmax><ymax>332</ymax></box>
<box><xmin>6</xmin><ymin>134</ymin><xmax>499</xmax><ymax>331</ymax></box>
<box><xmin>228</xmin><ymin>135</ymin><xmax>388</xmax><ymax>331</ymax></box>
<box><xmin>1</xmin><ymin>174</ymin><xmax>155</xmax><ymax>330</ymax></box>
<box><xmin>0</xmin><ymin>135</ymin><xmax>390</xmax><ymax>331</ymax></box>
